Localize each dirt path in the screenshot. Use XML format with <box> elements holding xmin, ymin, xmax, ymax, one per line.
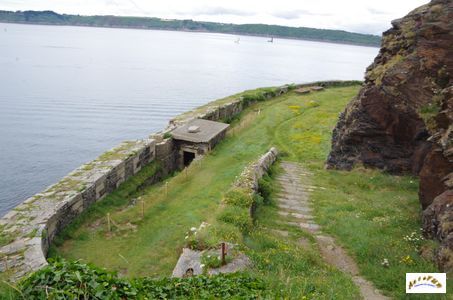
<box><xmin>274</xmin><ymin>161</ymin><xmax>389</xmax><ymax>300</ymax></box>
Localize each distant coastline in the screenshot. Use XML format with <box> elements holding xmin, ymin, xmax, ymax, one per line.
<box><xmin>0</xmin><ymin>10</ymin><xmax>381</xmax><ymax>47</ymax></box>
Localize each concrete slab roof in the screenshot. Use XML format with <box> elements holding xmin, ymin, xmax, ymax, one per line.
<box><xmin>171</xmin><ymin>119</ymin><xmax>229</xmax><ymax>143</ymax></box>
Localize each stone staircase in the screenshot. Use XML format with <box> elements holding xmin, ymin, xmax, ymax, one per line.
<box><xmin>274</xmin><ymin>161</ymin><xmax>389</xmax><ymax>300</ymax></box>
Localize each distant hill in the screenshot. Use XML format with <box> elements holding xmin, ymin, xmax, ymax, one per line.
<box><xmin>0</xmin><ymin>10</ymin><xmax>381</xmax><ymax>47</ymax></box>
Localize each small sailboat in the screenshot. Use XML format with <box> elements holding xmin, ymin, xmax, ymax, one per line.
<box><xmin>234</xmin><ymin>37</ymin><xmax>240</xmax><ymax>44</ymax></box>
<box><xmin>268</xmin><ymin>37</ymin><xmax>274</xmax><ymax>43</ymax></box>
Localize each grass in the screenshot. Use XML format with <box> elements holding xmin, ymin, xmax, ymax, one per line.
<box><xmin>50</xmin><ymin>85</ymin><xmax>448</xmax><ymax>298</ymax></box>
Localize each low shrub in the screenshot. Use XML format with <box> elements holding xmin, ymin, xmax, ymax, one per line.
<box><xmin>242</xmin><ymin>92</ymin><xmax>265</xmax><ymax>106</ymax></box>
<box><xmin>19</xmin><ymin>259</ymin><xmax>136</xmax><ymax>299</ymax></box>
<box><xmin>200</xmin><ymin>248</ymin><xmax>234</xmax><ymax>269</ymax></box>
<box><xmin>186</xmin><ymin>222</ymin><xmax>243</xmax><ymax>250</ymax></box>
<box><xmin>258</xmin><ymin>176</ymin><xmax>272</xmax><ymax>204</ymax></box>
<box><xmin>287</xmin><ymin>83</ymin><xmax>297</xmax><ymax>90</ymax></box>
<box><xmin>253</xmin><ymin>194</ymin><xmax>264</xmax><ymax>207</ymax></box>
<box><xmin>136</xmin><ymin>273</ymin><xmax>266</xmax><ymax>299</ymax></box>
<box><xmin>205</xmin><ymin>223</ymin><xmax>243</xmax><ymax>246</ymax></box>
<box><xmin>217</xmin><ymin>206</ymin><xmax>253</xmax><ymax>233</ymax></box>
<box><xmin>15</xmin><ymin>259</ymin><xmax>266</xmax><ymax>299</ymax></box>
<box><xmin>223</xmin><ymin>188</ymin><xmax>253</xmax><ymax>208</ymax></box>
<box><xmin>163</xmin><ymin>132</ymin><xmax>172</xmax><ymax>139</ymax></box>
<box><xmin>223</xmin><ymin>114</ymin><xmax>240</xmax><ymax>124</ymax></box>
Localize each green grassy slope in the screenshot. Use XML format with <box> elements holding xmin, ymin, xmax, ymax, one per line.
<box><xmin>51</xmin><ymin>85</ymin><xmax>447</xmax><ymax>299</ymax></box>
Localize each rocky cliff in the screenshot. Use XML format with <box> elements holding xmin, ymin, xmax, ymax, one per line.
<box><xmin>326</xmin><ymin>0</ymin><xmax>453</xmax><ymax>271</ymax></box>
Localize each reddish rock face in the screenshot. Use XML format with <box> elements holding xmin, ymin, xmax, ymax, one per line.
<box><xmin>419</xmin><ymin>150</ymin><xmax>453</xmax><ymax>209</ymax></box>
<box><xmin>327</xmin><ymin>0</ymin><xmax>453</xmax><ymax>270</ymax></box>
<box><xmin>327</xmin><ymin>0</ymin><xmax>452</xmax><ymax>176</ymax></box>
<box><xmin>422</xmin><ymin>190</ymin><xmax>453</xmax><ymax>272</ymax></box>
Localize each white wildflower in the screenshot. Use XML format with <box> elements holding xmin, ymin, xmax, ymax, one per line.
<box><xmin>200</xmin><ymin>264</ymin><xmax>205</xmax><ymax>269</ymax></box>
<box><xmin>190</xmin><ymin>227</ymin><xmax>197</xmax><ymax>232</ymax></box>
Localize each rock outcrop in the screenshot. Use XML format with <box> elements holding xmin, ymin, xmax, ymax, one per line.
<box><xmin>326</xmin><ymin>0</ymin><xmax>453</xmax><ymax>271</ymax></box>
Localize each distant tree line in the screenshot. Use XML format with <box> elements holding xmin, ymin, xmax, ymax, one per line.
<box><xmin>0</xmin><ymin>10</ymin><xmax>381</xmax><ymax>46</ymax></box>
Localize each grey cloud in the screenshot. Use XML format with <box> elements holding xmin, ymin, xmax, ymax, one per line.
<box><xmin>271</xmin><ymin>9</ymin><xmax>332</xmax><ymax>20</ymax></box>
<box><xmin>367</xmin><ymin>7</ymin><xmax>390</xmax><ymax>15</ymax></box>
<box><xmin>177</xmin><ymin>6</ymin><xmax>255</xmax><ymax>17</ymax></box>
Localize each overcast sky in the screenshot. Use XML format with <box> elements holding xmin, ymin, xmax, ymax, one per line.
<box><xmin>0</xmin><ymin>0</ymin><xmax>429</xmax><ymax>35</ymax></box>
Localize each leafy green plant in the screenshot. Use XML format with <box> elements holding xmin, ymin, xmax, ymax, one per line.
<box><xmin>0</xmin><ymin>225</ymin><xmax>15</xmax><ymax>247</ymax></box>
<box><xmin>19</xmin><ymin>259</ymin><xmax>136</xmax><ymax>299</ymax></box>
<box><xmin>258</xmin><ymin>176</ymin><xmax>272</xmax><ymax>204</ymax></box>
<box><xmin>16</xmin><ymin>259</ymin><xmax>266</xmax><ymax>299</ymax></box>
<box><xmin>200</xmin><ymin>249</ymin><xmax>233</xmax><ymax>269</ymax></box>
<box><xmin>223</xmin><ymin>188</ymin><xmax>253</xmax><ymax>208</ymax></box>
<box><xmin>163</xmin><ymin>132</ymin><xmax>172</xmax><ymax>139</ymax></box>
<box><xmin>242</xmin><ymin>93</ymin><xmax>265</xmax><ymax>106</ymax></box>
<box><xmin>217</xmin><ymin>206</ymin><xmax>252</xmax><ymax>233</ymax></box>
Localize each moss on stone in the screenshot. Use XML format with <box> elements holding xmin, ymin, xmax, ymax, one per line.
<box><xmin>0</xmin><ymin>225</ymin><xmax>15</xmax><ymax>247</ymax></box>
<box><xmin>367</xmin><ymin>54</ymin><xmax>405</xmax><ymax>86</ymax></box>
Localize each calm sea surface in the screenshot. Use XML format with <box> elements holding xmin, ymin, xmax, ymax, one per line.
<box><xmin>0</xmin><ymin>23</ymin><xmax>378</xmax><ymax>216</ymax></box>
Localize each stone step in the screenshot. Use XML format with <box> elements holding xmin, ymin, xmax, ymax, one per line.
<box><xmin>277</xmin><ymin>198</ymin><xmax>301</xmax><ymax>205</ymax></box>
<box><xmin>299</xmin><ymin>222</ymin><xmax>320</xmax><ymax>232</ymax></box>
<box><xmin>281</xmin><ymin>221</ymin><xmax>300</xmax><ymax>227</ymax></box>
<box><xmin>278</xmin><ymin>211</ymin><xmax>313</xmax><ymax>220</ymax></box>
<box><xmin>275</xmin><ymin>192</ymin><xmax>300</xmax><ymax>199</ymax></box>
<box><xmin>274</xmin><ymin>196</ymin><xmax>308</xmax><ymax>202</ymax></box>
<box><xmin>277</xmin><ymin>184</ymin><xmax>302</xmax><ymax>190</ymax></box>
<box><xmin>277</xmin><ymin>185</ymin><xmax>305</xmax><ymax>192</ymax></box>
<box><xmin>277</xmin><ymin>204</ymin><xmax>312</xmax><ymax>213</ymax></box>
<box><xmin>277</xmin><ymin>199</ymin><xmax>310</xmax><ymax>209</ymax></box>
<box><xmin>275</xmin><ymin>191</ymin><xmax>307</xmax><ymax>198</ymax></box>
<box><xmin>276</xmin><ymin>176</ymin><xmax>299</xmax><ymax>180</ymax></box>
<box><xmin>280</xmin><ymin>169</ymin><xmax>311</xmax><ymax>176</ymax></box>
<box><xmin>282</xmin><ymin>165</ymin><xmax>305</xmax><ymax>173</ymax></box>
<box><xmin>278</xmin><ymin>220</ymin><xmax>320</xmax><ymax>233</ymax></box>
<box><xmin>276</xmin><ymin>178</ymin><xmax>299</xmax><ymax>183</ymax></box>
<box><xmin>291</xmin><ymin>212</ymin><xmax>313</xmax><ymax>219</ymax></box>
<box><xmin>278</xmin><ymin>188</ymin><xmax>314</xmax><ymax>194</ymax></box>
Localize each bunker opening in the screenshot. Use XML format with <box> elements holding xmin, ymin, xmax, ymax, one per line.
<box><xmin>183</xmin><ymin>151</ymin><xmax>196</xmax><ymax>167</ymax></box>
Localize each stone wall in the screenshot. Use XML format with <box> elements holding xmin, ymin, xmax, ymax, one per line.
<box><xmin>172</xmin><ymin>147</ymin><xmax>278</xmax><ymax>278</ymax></box>
<box><xmin>0</xmin><ymin>81</ymin><xmax>344</xmax><ymax>279</ymax></box>
<box><xmin>0</xmin><ymin>139</ymin><xmax>157</xmax><ymax>278</ymax></box>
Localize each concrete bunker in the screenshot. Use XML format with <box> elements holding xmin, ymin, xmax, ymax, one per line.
<box><xmin>171</xmin><ymin>119</ymin><xmax>229</xmax><ymax>169</ymax></box>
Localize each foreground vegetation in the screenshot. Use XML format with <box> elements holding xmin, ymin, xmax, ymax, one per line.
<box><xmin>1</xmin><ymin>84</ymin><xmax>448</xmax><ymax>298</ymax></box>
<box><xmin>0</xmin><ymin>10</ymin><xmax>380</xmax><ymax>46</ymax></box>
<box><xmin>4</xmin><ymin>259</ymin><xmax>265</xmax><ymax>299</ymax></box>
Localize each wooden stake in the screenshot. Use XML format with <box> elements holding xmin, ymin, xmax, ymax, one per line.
<box><xmin>141</xmin><ymin>200</ymin><xmax>145</xmax><ymax>219</ymax></box>
<box><xmin>107</xmin><ymin>213</ymin><xmax>111</xmax><ymax>232</ymax></box>
<box><xmin>3</xmin><ymin>256</ymin><xmax>8</xmax><ymax>271</ymax></box>
<box><xmin>221</xmin><ymin>242</ymin><xmax>227</xmax><ymax>266</ymax></box>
